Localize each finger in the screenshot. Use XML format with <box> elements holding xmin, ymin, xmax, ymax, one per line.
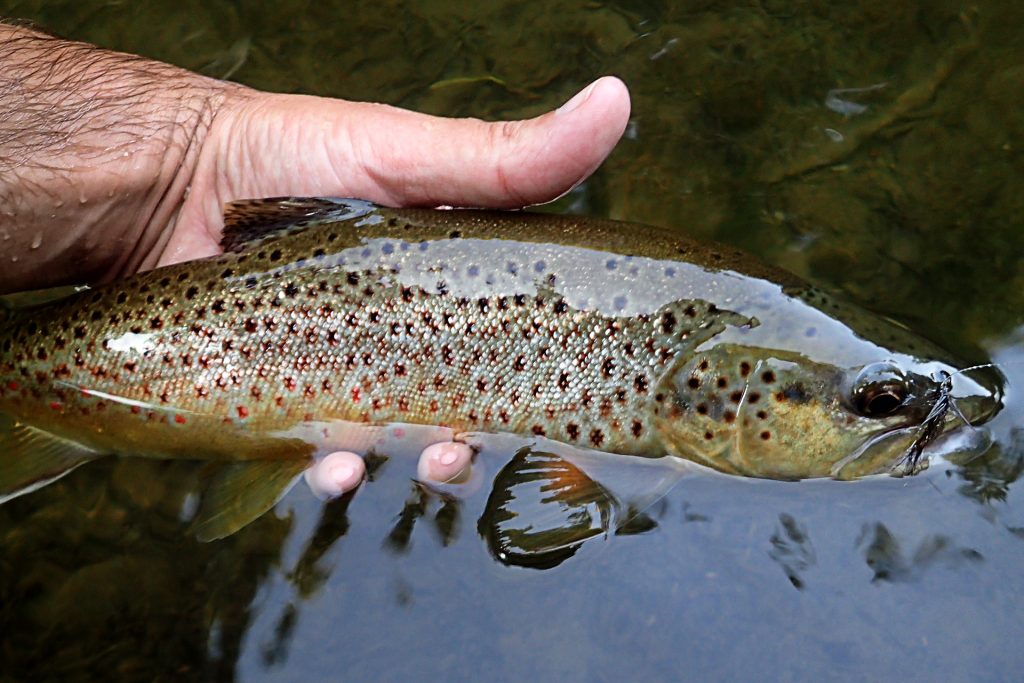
<box><xmin>304</xmin><ymin>451</ymin><xmax>366</xmax><ymax>500</ymax></box>
<box><xmin>417</xmin><ymin>441</ymin><xmax>475</xmax><ymax>484</ymax></box>
<box><xmin>221</xmin><ymin>76</ymin><xmax>629</xmax><ymax>208</ymax></box>
<box><xmin>348</xmin><ymin>76</ymin><xmax>631</xmax><ymax>207</ymax></box>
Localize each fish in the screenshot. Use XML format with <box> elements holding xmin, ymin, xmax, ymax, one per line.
<box><xmin>0</xmin><ymin>198</ymin><xmax>1002</xmax><ymax>544</ymax></box>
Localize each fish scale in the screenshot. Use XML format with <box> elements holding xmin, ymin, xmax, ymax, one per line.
<box><xmin>0</xmin><ymin>246</ymin><xmax>746</xmax><ymax>459</ymax></box>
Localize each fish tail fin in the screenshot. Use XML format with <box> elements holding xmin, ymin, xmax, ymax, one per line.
<box><xmin>0</xmin><ymin>422</ymin><xmax>103</xmax><ymax>504</ymax></box>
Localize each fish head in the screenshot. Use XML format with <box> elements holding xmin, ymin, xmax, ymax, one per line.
<box><xmin>655</xmin><ymin>343</ymin><xmax>1002</xmax><ymax>480</ymax></box>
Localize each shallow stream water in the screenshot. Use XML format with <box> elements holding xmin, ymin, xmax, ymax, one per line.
<box><xmin>2</xmin><ymin>2</ymin><xmax>1024</xmax><ymax>681</ymax></box>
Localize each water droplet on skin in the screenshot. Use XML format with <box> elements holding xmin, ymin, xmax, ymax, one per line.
<box><xmin>0</xmin><ymin>229</ymin><xmax>9</xmax><ymax>241</ymax></box>
<box><xmin>10</xmin><ymin>255</ymin><xmax>18</xmax><ymax>263</ymax></box>
<box><xmin>79</xmin><ymin>195</ymin><xmax>88</xmax><ymax>205</ymax></box>
<box><xmin>53</xmin><ymin>200</ymin><xmax>64</xmax><ymax>208</ymax></box>
<box><xmin>30</xmin><ymin>233</ymin><xmax>42</xmax><ymax>250</ymax></box>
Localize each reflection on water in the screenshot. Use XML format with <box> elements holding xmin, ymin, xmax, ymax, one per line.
<box><xmin>2</xmin><ymin>0</ymin><xmax>1024</xmax><ymax>681</ymax></box>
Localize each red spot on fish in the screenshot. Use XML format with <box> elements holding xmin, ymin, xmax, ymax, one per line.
<box><xmin>175</xmin><ymin>414</ymin><xmax>187</xmax><ymax>424</ymax></box>
<box><xmin>49</xmin><ymin>401</ymin><xmax>61</xmax><ymax>411</ymax></box>
<box><xmin>351</xmin><ymin>387</ymin><xmax>361</xmax><ymax>402</ymax></box>
<box><xmin>131</xmin><ymin>406</ymin><xmax>141</xmax><ymax>414</ymax></box>
<box><xmin>6</xmin><ymin>381</ymin><xmax>19</xmax><ymax>391</ymax></box>
<box><xmin>237</xmin><ymin>406</ymin><xmax>249</xmax><ymax>419</ymax></box>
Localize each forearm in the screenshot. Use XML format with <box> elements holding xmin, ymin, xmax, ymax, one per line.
<box><xmin>0</xmin><ymin>23</ymin><xmax>240</xmax><ymax>293</ymax></box>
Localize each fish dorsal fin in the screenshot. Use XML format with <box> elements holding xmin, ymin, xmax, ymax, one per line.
<box><xmin>0</xmin><ymin>423</ymin><xmax>103</xmax><ymax>504</ymax></box>
<box><xmin>219</xmin><ymin>197</ymin><xmax>380</xmax><ymax>252</ymax></box>
<box><xmin>190</xmin><ymin>459</ymin><xmax>310</xmax><ymax>541</ymax></box>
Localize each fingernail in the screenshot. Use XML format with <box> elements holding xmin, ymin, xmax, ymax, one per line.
<box><xmin>557</xmin><ymin>80</ymin><xmax>597</xmax><ymax>116</ymax></box>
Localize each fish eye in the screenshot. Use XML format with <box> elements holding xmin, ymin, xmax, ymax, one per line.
<box><xmin>850</xmin><ymin>363</ymin><xmax>909</xmax><ymax>418</ymax></box>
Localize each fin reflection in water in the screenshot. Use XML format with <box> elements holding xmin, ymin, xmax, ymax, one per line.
<box><xmin>478</xmin><ymin>446</ymin><xmax>689</xmax><ymax>569</ymax></box>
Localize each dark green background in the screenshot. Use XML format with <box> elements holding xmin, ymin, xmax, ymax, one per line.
<box><xmin>2</xmin><ymin>2</ymin><xmax>1023</xmax><ymax>682</ymax></box>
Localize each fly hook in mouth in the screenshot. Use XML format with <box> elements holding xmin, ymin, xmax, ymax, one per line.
<box><xmin>891</xmin><ymin>364</ymin><xmax>994</xmax><ymax>476</ymax></box>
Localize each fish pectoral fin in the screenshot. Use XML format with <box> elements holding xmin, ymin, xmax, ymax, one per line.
<box><xmin>478</xmin><ymin>447</ymin><xmax>620</xmax><ymax>569</ymax></box>
<box><xmin>0</xmin><ymin>423</ymin><xmax>103</xmax><ymax>504</ymax></box>
<box><xmin>189</xmin><ymin>459</ymin><xmax>310</xmax><ymax>542</ymax></box>
<box><xmin>219</xmin><ymin>197</ymin><xmax>379</xmax><ymax>252</ymax></box>
<box><xmin>478</xmin><ymin>444</ymin><xmax>692</xmax><ymax>568</ymax></box>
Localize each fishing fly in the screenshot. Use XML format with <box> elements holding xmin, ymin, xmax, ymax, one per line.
<box><xmin>894</xmin><ymin>363</ymin><xmax>999</xmax><ymax>475</ymax></box>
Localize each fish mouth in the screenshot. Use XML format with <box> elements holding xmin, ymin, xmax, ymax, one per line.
<box><xmin>830</xmin><ymin>370</ymin><xmax>1002</xmax><ymax>480</ymax></box>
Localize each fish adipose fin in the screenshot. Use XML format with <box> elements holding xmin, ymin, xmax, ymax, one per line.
<box><xmin>478</xmin><ymin>445</ymin><xmax>690</xmax><ymax>569</ymax></box>
<box><xmin>0</xmin><ymin>423</ymin><xmax>103</xmax><ymax>504</ymax></box>
<box><xmin>190</xmin><ymin>459</ymin><xmax>311</xmax><ymax>542</ymax></box>
<box><xmin>220</xmin><ymin>197</ymin><xmax>379</xmax><ymax>252</ymax></box>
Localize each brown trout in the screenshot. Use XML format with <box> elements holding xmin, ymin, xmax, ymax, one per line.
<box><xmin>0</xmin><ymin>198</ymin><xmax>1001</xmax><ymax>539</ymax></box>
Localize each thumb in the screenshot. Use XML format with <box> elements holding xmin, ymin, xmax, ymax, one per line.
<box><xmin>343</xmin><ymin>76</ymin><xmax>632</xmax><ymax>207</ymax></box>
<box><xmin>220</xmin><ymin>76</ymin><xmax>631</xmax><ymax>209</ymax></box>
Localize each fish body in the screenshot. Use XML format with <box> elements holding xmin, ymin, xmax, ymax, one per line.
<box><xmin>0</xmin><ymin>198</ymin><xmax>1001</xmax><ymax>530</ymax></box>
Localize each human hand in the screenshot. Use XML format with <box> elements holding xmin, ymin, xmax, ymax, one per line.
<box><xmin>161</xmin><ymin>75</ymin><xmax>631</xmax><ymax>266</ymax></box>
<box><xmin>0</xmin><ymin>24</ymin><xmax>630</xmax><ymax>292</ymax></box>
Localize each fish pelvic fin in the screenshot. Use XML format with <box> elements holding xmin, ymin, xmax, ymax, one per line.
<box><xmin>189</xmin><ymin>458</ymin><xmax>310</xmax><ymax>542</ymax></box>
<box><xmin>0</xmin><ymin>422</ymin><xmax>103</xmax><ymax>504</ymax></box>
<box><xmin>220</xmin><ymin>197</ymin><xmax>379</xmax><ymax>252</ymax></box>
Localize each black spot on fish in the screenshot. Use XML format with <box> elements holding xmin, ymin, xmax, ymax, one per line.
<box><xmin>716</xmin><ymin>377</ymin><xmax>728</xmax><ymax>388</ymax></box>
<box><xmin>762</xmin><ymin>371</ymin><xmax>776</xmax><ymax>384</ymax></box>
<box><xmin>661</xmin><ymin>312</ymin><xmax>677</xmax><ymax>334</ymax></box>
<box><xmin>566</xmin><ymin>423</ymin><xmax>580</xmax><ymax>440</ymax></box>
<box><xmin>270</xmin><ymin>250</ymin><xmax>282</xmax><ymax>262</ymax></box>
